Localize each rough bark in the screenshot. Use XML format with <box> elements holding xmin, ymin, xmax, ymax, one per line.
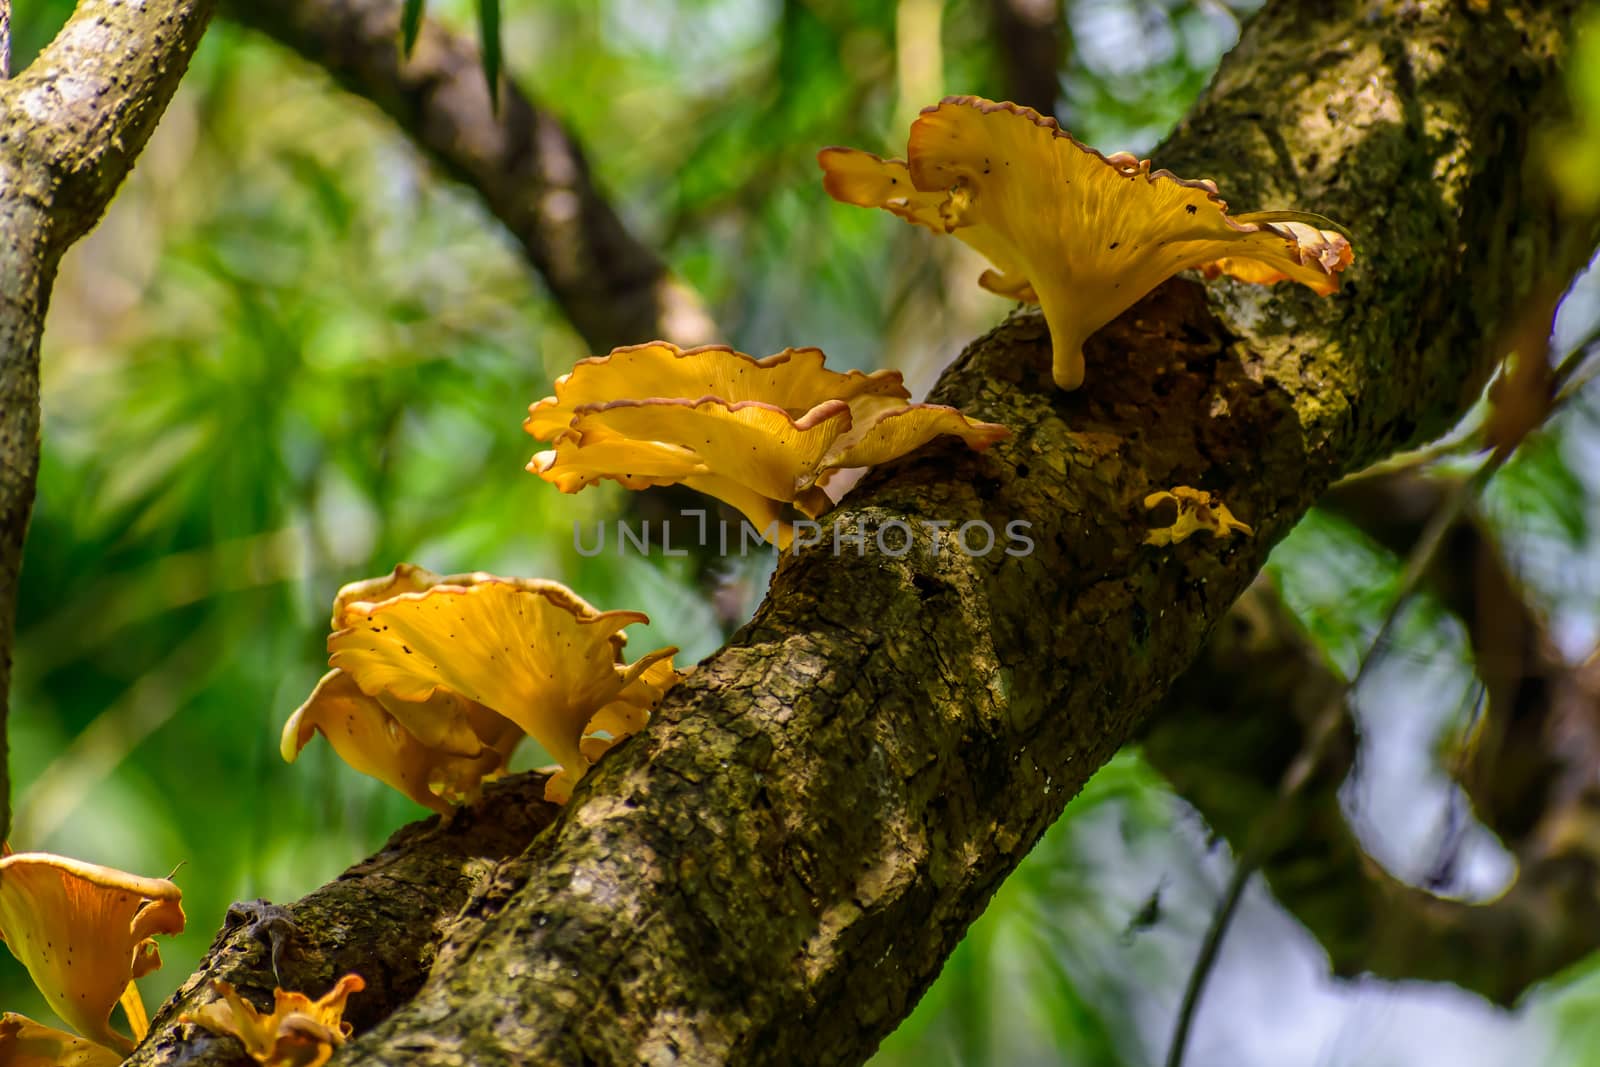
<box><xmin>109</xmin><ymin>4</ymin><xmax>1593</xmax><ymax>1063</ymax></box>
<box><xmin>0</xmin><ymin>0</ymin><xmax>215</xmax><ymax>846</ymax></box>
<box><xmin>132</xmin><ymin>776</ymin><xmax>556</xmax><ymax>1063</ymax></box>
<box><xmin>219</xmin><ymin>0</ymin><xmax>716</xmax><ymax>355</ymax></box>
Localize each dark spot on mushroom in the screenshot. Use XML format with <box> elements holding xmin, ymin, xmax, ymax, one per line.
<box><xmin>1109</xmin><ymin>241</ymin><xmax>1120</xmax><ymax>250</ymax></box>
<box><xmin>1185</xmin><ymin>204</ymin><xmax>1197</xmax><ymax>214</ymax></box>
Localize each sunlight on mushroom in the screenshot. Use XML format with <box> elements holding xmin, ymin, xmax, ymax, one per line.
<box><xmin>299</xmin><ymin>567</ymin><xmax>681</xmax><ymax>805</ymax></box>
<box><xmin>0</xmin><ymin>850</ymin><xmax>184</xmax><ymax>1055</ymax></box>
<box><xmin>182</xmin><ymin>974</ymin><xmax>364</xmax><ymax>1067</ymax></box>
<box><xmin>526</xmin><ymin>342</ymin><xmax>1008</xmax><ymax>547</ymax></box>
<box><xmin>820</xmin><ymin>95</ymin><xmax>1353</xmax><ymax>390</ymax></box>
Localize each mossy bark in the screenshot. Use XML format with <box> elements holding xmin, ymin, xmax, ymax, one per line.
<box><xmin>0</xmin><ymin>0</ymin><xmax>214</xmax><ymax>845</ymax></box>
<box><xmin>112</xmin><ymin>3</ymin><xmax>1596</xmax><ymax>1065</ymax></box>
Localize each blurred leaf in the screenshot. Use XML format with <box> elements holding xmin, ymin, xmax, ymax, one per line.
<box><xmin>479</xmin><ymin>0</ymin><xmax>501</xmax><ymax>108</ymax></box>
<box><xmin>1483</xmin><ymin>431</ymin><xmax>1590</xmax><ymax>547</ymax></box>
<box><xmin>402</xmin><ymin>0</ymin><xmax>426</xmax><ymax>56</ymax></box>
<box><xmin>1548</xmin><ymin>7</ymin><xmax>1600</xmax><ymax>215</ymax></box>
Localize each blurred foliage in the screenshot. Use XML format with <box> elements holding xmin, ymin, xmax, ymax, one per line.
<box><xmin>4</xmin><ymin>2</ymin><xmax>1600</xmax><ymax>1066</ymax></box>
<box><xmin>1548</xmin><ymin>6</ymin><xmax>1600</xmax><ymax>217</ymax></box>
<box><xmin>402</xmin><ymin>0</ymin><xmax>505</xmax><ymax>102</ymax></box>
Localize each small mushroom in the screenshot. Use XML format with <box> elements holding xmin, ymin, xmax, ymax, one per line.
<box><xmin>526</xmin><ymin>342</ymin><xmax>1008</xmax><ymax>546</ymax></box>
<box><xmin>820</xmin><ymin>95</ymin><xmax>1353</xmax><ymax>390</ymax></box>
<box><xmin>324</xmin><ymin>574</ymin><xmax>679</xmax><ymax>804</ymax></box>
<box><xmin>182</xmin><ymin>974</ymin><xmax>364</xmax><ymax>1067</ymax></box>
<box><xmin>0</xmin><ymin>851</ymin><xmax>184</xmax><ymax>1054</ymax></box>
<box><xmin>1143</xmin><ymin>486</ymin><xmax>1253</xmax><ymax>546</ymax></box>
<box><xmin>0</xmin><ymin>1012</ymin><xmax>123</xmax><ymax>1067</ymax></box>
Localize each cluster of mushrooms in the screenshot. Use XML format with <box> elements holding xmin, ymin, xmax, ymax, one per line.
<box><xmin>0</xmin><ymin>96</ymin><xmax>1350</xmax><ymax>1067</ymax></box>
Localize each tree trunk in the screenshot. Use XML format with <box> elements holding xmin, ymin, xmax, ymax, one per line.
<box><xmin>0</xmin><ymin>0</ymin><xmax>215</xmax><ymax>846</ymax></box>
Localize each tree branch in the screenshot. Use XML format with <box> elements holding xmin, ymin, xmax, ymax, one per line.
<box><xmin>1321</xmin><ymin>468</ymin><xmax>1588</xmax><ymax>845</ymax></box>
<box><xmin>987</xmin><ymin>0</ymin><xmax>1067</xmax><ymax>116</ymax></box>
<box><xmin>132</xmin><ymin>776</ymin><xmax>557</xmax><ymax>1064</ymax></box>
<box><xmin>0</xmin><ymin>0</ymin><xmax>214</xmax><ymax>845</ymax></box>
<box><xmin>220</xmin><ymin>0</ymin><xmax>737</xmax><ymax>598</ymax></box>
<box><xmin>118</xmin><ymin>1</ymin><xmax>1595</xmax><ymax>1062</ymax></box>
<box><xmin>220</xmin><ymin>0</ymin><xmax>716</xmax><ymax>354</ymax></box>
<box><xmin>1144</xmin><ymin>577</ymin><xmax>1600</xmax><ymax>1007</ymax></box>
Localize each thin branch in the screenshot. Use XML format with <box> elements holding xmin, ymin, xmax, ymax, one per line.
<box><xmin>2</xmin><ymin>0</ymin><xmax>11</xmax><ymax>80</ymax></box>
<box><xmin>1164</xmin><ymin>313</ymin><xmax>1599</xmax><ymax>1067</ymax></box>
<box><xmin>1146</xmin><ymin>577</ymin><xmax>1600</xmax><ymax>1007</ymax></box>
<box><xmin>1165</xmin><ymin>455</ymin><xmax>1491</xmax><ymax>1067</ymax></box>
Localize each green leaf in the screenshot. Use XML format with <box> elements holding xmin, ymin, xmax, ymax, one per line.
<box><xmin>400</xmin><ymin>0</ymin><xmax>425</xmax><ymax>57</ymax></box>
<box><xmin>478</xmin><ymin>0</ymin><xmax>501</xmax><ymax>110</ymax></box>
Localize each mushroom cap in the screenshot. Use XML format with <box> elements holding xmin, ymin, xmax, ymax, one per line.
<box><xmin>527</xmin><ymin>343</ymin><xmax>1010</xmax><ymax>546</ymax></box>
<box><xmin>0</xmin><ymin>853</ymin><xmax>184</xmax><ymax>1053</ymax></box>
<box><xmin>327</xmin><ymin>579</ymin><xmax>677</xmax><ymax>783</ymax></box>
<box><xmin>524</xmin><ymin>341</ymin><xmax>909</xmax><ymax>440</ymax></box>
<box><xmin>0</xmin><ymin>1013</ymin><xmax>123</xmax><ymax>1067</ymax></box>
<box><xmin>280</xmin><ymin>669</ymin><xmax>519</xmax><ymax>813</ymax></box>
<box><xmin>819</xmin><ymin>95</ymin><xmax>1353</xmax><ymax>390</ymax></box>
<box><xmin>558</xmin><ymin>397</ymin><xmax>855</xmax><ymax>506</ymax></box>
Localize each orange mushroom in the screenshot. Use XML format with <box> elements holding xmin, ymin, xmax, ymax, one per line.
<box><xmin>281</xmin><ymin>669</ymin><xmax>521</xmax><ymax>814</ymax></box>
<box><xmin>0</xmin><ymin>851</ymin><xmax>184</xmax><ymax>1054</ymax></box>
<box><xmin>525</xmin><ymin>342</ymin><xmax>910</xmax><ymax>436</ymax></box>
<box><xmin>289</xmin><ymin>566</ymin><xmax>680</xmax><ymax>805</ymax></box>
<box><xmin>182</xmin><ymin>974</ymin><xmax>364</xmax><ymax>1067</ymax></box>
<box><xmin>0</xmin><ymin>1013</ymin><xmax>122</xmax><ymax>1067</ymax></box>
<box><xmin>526</xmin><ymin>342</ymin><xmax>1008</xmax><ymax>546</ymax></box>
<box><xmin>820</xmin><ymin>95</ymin><xmax>1353</xmax><ymax>390</ymax></box>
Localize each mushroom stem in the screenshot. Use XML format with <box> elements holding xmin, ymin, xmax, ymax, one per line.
<box><xmin>1051</xmin><ymin>340</ymin><xmax>1086</xmax><ymax>391</ymax></box>
<box><xmin>1036</xmin><ymin>285</ymin><xmax>1088</xmax><ymax>390</ymax></box>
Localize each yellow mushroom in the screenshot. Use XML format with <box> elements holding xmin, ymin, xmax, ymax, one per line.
<box><xmin>322</xmin><ymin>573</ymin><xmax>679</xmax><ymax>804</ymax></box>
<box><xmin>525</xmin><ymin>341</ymin><xmax>910</xmax><ymax>435</ymax></box>
<box><xmin>819</xmin><ymin>95</ymin><xmax>1353</xmax><ymax>390</ymax></box>
<box><xmin>285</xmin><ymin>566</ymin><xmax>679</xmax><ymax>807</ymax></box>
<box><xmin>526</xmin><ymin>342</ymin><xmax>1008</xmax><ymax>547</ymax></box>
<box><xmin>281</xmin><ymin>669</ymin><xmax>520</xmax><ymax>814</ymax></box>
<box><xmin>0</xmin><ymin>1013</ymin><xmax>123</xmax><ymax>1067</ymax></box>
<box><xmin>1143</xmin><ymin>486</ymin><xmax>1254</xmax><ymax>546</ymax></box>
<box><xmin>182</xmin><ymin>974</ymin><xmax>364</xmax><ymax>1067</ymax></box>
<box><xmin>0</xmin><ymin>850</ymin><xmax>184</xmax><ymax>1054</ymax></box>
